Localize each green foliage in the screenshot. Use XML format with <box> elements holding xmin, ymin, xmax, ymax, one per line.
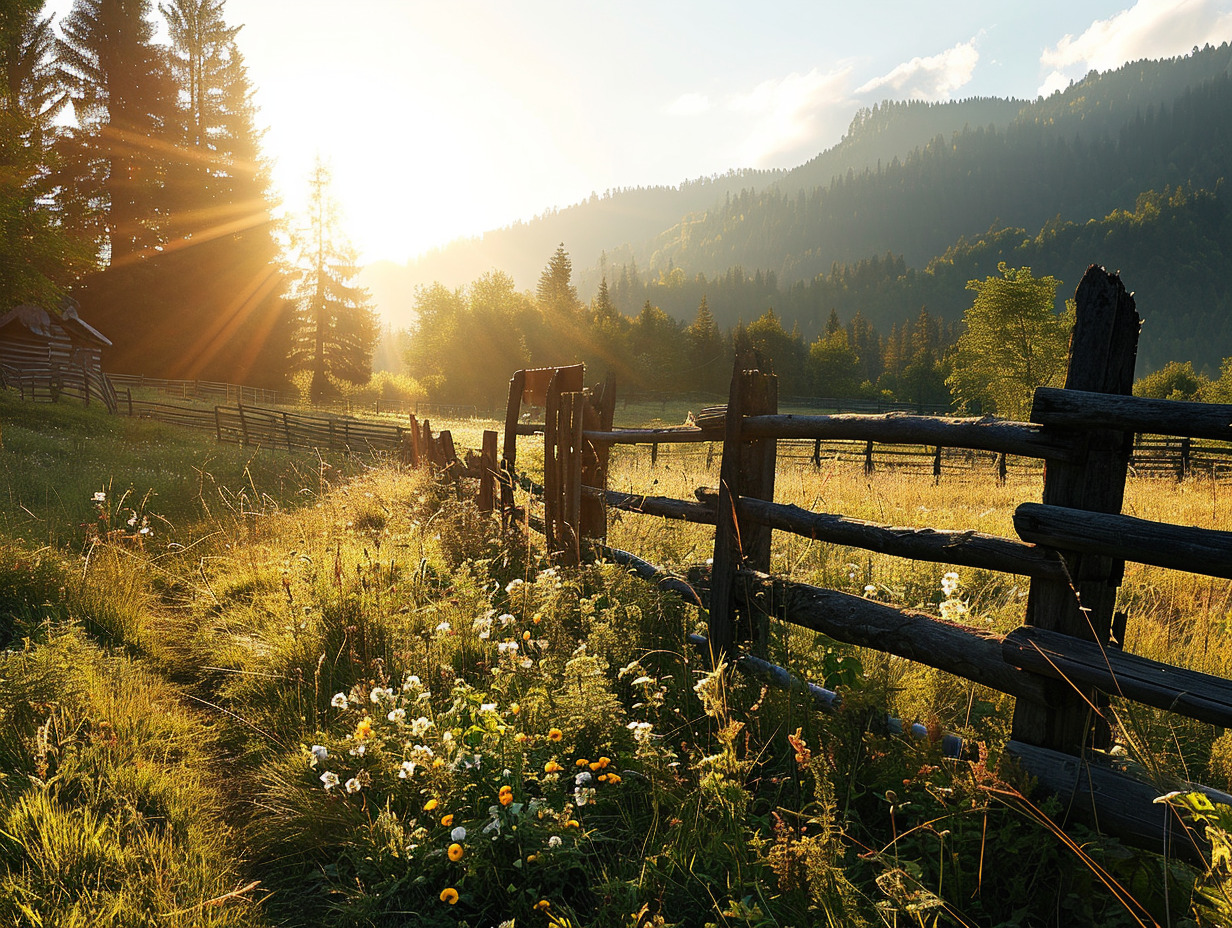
<box><xmin>947</xmin><ymin>264</ymin><xmax>1072</xmax><ymax>418</ymax></box>
<box><xmin>1135</xmin><ymin>360</ymin><xmax>1209</xmax><ymax>400</ymax></box>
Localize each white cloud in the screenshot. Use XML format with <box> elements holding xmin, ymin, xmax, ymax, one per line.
<box><xmin>1039</xmin><ymin>0</ymin><xmax>1232</xmax><ymax>96</ymax></box>
<box><xmin>665</xmin><ymin>92</ymin><xmax>713</xmax><ymax>117</ymax></box>
<box><xmin>856</xmin><ymin>41</ymin><xmax>980</xmax><ymax>101</ymax></box>
<box><xmin>727</xmin><ymin>65</ymin><xmax>856</xmax><ymax>166</ymax></box>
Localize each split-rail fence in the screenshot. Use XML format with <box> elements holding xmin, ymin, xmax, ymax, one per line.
<box><xmin>496</xmin><ymin>266</ymin><xmax>1232</xmax><ymax>865</ymax></box>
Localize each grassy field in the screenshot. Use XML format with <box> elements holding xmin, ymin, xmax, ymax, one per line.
<box><xmin>0</xmin><ymin>391</ymin><xmax>1230</xmax><ymax>927</ymax></box>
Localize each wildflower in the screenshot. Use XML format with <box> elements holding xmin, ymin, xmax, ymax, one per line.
<box><xmin>575</xmin><ymin>771</ymin><xmax>593</xmax><ymax>786</ymax></box>
<box><xmin>92</xmin><ymin>491</ymin><xmax>106</xmax><ymax>502</ymax></box>
<box><xmin>451</xmin><ymin>825</ymin><xmax>467</xmax><ymax>842</ymax></box>
<box><xmin>548</xmin><ymin>835</ymin><xmax>562</xmax><ymax>848</ymax></box>
<box><xmin>403</xmin><ymin>674</ymin><xmax>421</xmax><ymax>691</ymax></box>
<box><xmin>310</xmin><ymin>744</ymin><xmax>329</xmax><ymax>765</ymax></box>
<box><xmin>632</xmin><ymin>675</ymin><xmax>653</xmax><ymax>686</ymax></box>
<box><xmin>535</xmin><ymin>899</ymin><xmax>551</xmax><ymax>911</ymax></box>
<box><xmin>941</xmin><ymin>571</ymin><xmax>960</xmax><ymax>597</ymax></box>
<box><xmin>505</xmin><ymin>579</ymin><xmax>524</xmax><ymax>594</ymax></box>
<box><xmin>424</xmin><ymin>798</ymin><xmax>439</xmax><ymax>812</ymax></box>
<box><xmin>441</xmin><ymin>813</ymin><xmax>454</xmax><ymax>827</ymax></box>
<box><xmin>548</xmin><ymin>728</ymin><xmax>563</xmax><ymax>742</ymax></box>
<box><xmin>448</xmin><ymin>842</ymin><xmax>464</xmax><ymax>861</ymax></box>
<box><xmin>354</xmin><ymin>717</ymin><xmax>373</xmax><ymax>741</ymax></box>
<box><xmin>387</xmin><ymin>708</ymin><xmax>407</xmax><ymax>724</ymax></box>
<box><xmin>597</xmin><ymin>756</ymin><xmax>611</xmax><ymax>768</ymax></box>
<box><xmin>544</xmin><ymin>760</ymin><xmax>563</xmax><ymax>773</ymax></box>
<box><xmin>399</xmin><ymin>760</ymin><xmax>416</xmax><ymax>778</ymax></box>
<box><xmin>433</xmin><ymin>757</ymin><xmax>445</xmax><ymax>768</ymax></box>
<box><xmin>532</xmin><ymin>612</ymin><xmax>542</xmax><ymax>625</ymax></box>
<box><xmin>499</xmin><ymin>612</ymin><xmax>516</xmax><ymax>626</ymax></box>
<box><xmin>331</xmin><ymin>692</ymin><xmax>348</xmax><ymax>709</ymax></box>
<box><xmin>499</xmin><ymin>785</ymin><xmax>514</xmax><ymax>806</ymax></box>
<box><xmin>628</xmin><ymin>721</ymin><xmax>654</xmax><ymax>744</ymax></box>
<box><xmin>345</xmin><ymin>777</ymin><xmax>362</xmax><ymax>794</ymax></box>
<box><xmin>411</xmin><ymin>716</ymin><xmax>433</xmax><ymax>737</ymax></box>
<box><xmin>1154</xmin><ymin>790</ymin><xmax>1184</xmax><ymax>804</ymax></box>
<box><xmin>480</xmin><ymin>703</ymin><xmax>498</xmax><ymax>713</ymax></box>
<box><xmin>320</xmin><ymin>771</ymin><xmax>340</xmax><ymax>790</ymax></box>
<box><xmin>439</xmin><ymin>887</ymin><xmax>459</xmax><ymax>905</ymax></box>
<box><xmin>370</xmin><ymin>686</ymin><xmax>390</xmax><ymax>704</ymax></box>
<box><xmin>864</xmin><ymin>584</ymin><xmax>877</xmax><ymax>596</ymax></box>
<box><xmin>575</xmin><ymin>758</ymin><xmax>589</xmax><ymax>768</ymax></box>
<box><xmin>515</xmin><ymin>732</ymin><xmax>528</xmax><ymax>743</ymax></box>
<box><xmin>510</xmin><ymin>702</ymin><xmax>521</xmax><ymax>715</ymax></box>
<box><xmin>520</xmin><ymin>657</ymin><xmax>533</xmax><ymax>669</ymax></box>
<box><xmin>565</xmin><ymin>819</ymin><xmax>579</xmax><ymax>828</ymax></box>
<box><xmin>605</xmin><ymin>773</ymin><xmax>622</xmax><ymax>785</ymax></box>
<box><xmin>435</xmin><ymin>621</ymin><xmax>451</xmax><ymax>634</ymax></box>
<box><xmin>574</xmin><ymin>786</ymin><xmax>596</xmax><ymax>806</ymax></box>
<box><xmin>523</xmin><ymin>630</ymin><xmax>532</xmax><ymax>642</ymax></box>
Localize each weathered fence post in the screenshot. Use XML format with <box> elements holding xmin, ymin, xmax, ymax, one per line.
<box><xmin>478</xmin><ymin>430</ymin><xmax>498</xmax><ymax>512</ymax></box>
<box><xmin>709</xmin><ymin>363</ymin><xmax>778</xmax><ymax>660</ymax></box>
<box><xmin>1179</xmin><ymin>437</ymin><xmax>1191</xmax><ymax>481</ymax></box>
<box><xmin>1010</xmin><ymin>266</ymin><xmax>1140</xmax><ymax>754</ymax></box>
<box><xmin>500</xmin><ymin>370</ymin><xmax>527</xmax><ymax>521</ymax></box>
<box><xmin>864</xmin><ymin>440</ymin><xmax>875</xmax><ymax>475</ymax></box>
<box><xmin>997</xmin><ymin>452</ymin><xmax>1008</xmax><ymax>485</ymax></box>
<box><xmin>933</xmin><ymin>445</ymin><xmax>942</xmax><ymax>483</ymax></box>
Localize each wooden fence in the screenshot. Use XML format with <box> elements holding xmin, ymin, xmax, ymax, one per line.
<box><xmin>108</xmin><ymin>372</ymin><xmax>281</xmax><ymax>405</ymax></box>
<box><xmin>500</xmin><ymin>266</ymin><xmax>1232</xmax><ymax>863</ymax></box>
<box><xmin>0</xmin><ymin>360</ymin><xmax>119</xmax><ymax>413</ymax></box>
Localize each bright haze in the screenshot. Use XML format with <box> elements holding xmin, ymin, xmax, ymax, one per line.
<box><xmin>43</xmin><ymin>0</ymin><xmax>1232</xmax><ymax>265</ymax></box>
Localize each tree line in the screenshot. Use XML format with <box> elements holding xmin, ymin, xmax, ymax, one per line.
<box><xmin>1</xmin><ymin>0</ymin><xmax>375</xmax><ymax>394</ymax></box>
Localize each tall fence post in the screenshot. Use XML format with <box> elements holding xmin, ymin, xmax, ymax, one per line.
<box><xmin>478</xmin><ymin>430</ymin><xmax>498</xmax><ymax>513</ymax></box>
<box><xmin>1010</xmin><ymin>266</ymin><xmax>1140</xmax><ymax>754</ymax></box>
<box><xmin>500</xmin><ymin>370</ymin><xmax>527</xmax><ymax>522</ymax></box>
<box><xmin>709</xmin><ymin>363</ymin><xmax>778</xmax><ymax>661</ymax></box>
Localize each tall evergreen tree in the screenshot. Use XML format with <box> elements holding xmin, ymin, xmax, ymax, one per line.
<box><xmin>291</xmin><ymin>158</ymin><xmax>378</xmax><ymax>400</ymax></box>
<box><xmin>0</xmin><ymin>4</ymin><xmax>91</xmax><ymax>307</ymax></box>
<box><xmin>56</xmin><ymin>0</ymin><xmax>174</xmax><ymax>262</ymax></box>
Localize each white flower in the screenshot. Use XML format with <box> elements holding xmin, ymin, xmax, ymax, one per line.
<box><xmin>320</xmin><ymin>770</ymin><xmax>340</xmax><ymax>790</ymax></box>
<box><xmin>92</xmin><ymin>491</ymin><xmax>106</xmax><ymax>502</ymax></box>
<box><xmin>1153</xmin><ymin>790</ymin><xmax>1184</xmax><ymax>804</ymax></box>
<box><xmin>436</xmin><ymin>621</ymin><xmax>451</xmax><ymax>634</ymax></box>
<box><xmin>498</xmin><ymin>613</ymin><xmax>515</xmax><ymax>627</ymax></box>
<box><xmin>480</xmin><ymin>703</ymin><xmax>498</xmax><ymax>713</ymax></box>
<box><xmin>574</xmin><ymin>786</ymin><xmax>596</xmax><ymax>806</ymax></box>
<box><xmin>310</xmin><ymin>744</ymin><xmax>329</xmax><ymax>764</ymax></box>
<box><xmin>370</xmin><ymin>686</ymin><xmax>393</xmax><ymax>704</ymax></box>
<box><xmin>331</xmin><ymin>692</ymin><xmax>348</xmax><ymax>709</ymax></box>
<box><xmin>497</xmin><ymin>641</ymin><xmax>519</xmax><ymax>654</ymax></box>
<box><xmin>575</xmin><ymin>771</ymin><xmax>593</xmax><ymax>786</ymax></box>
<box><xmin>863</xmin><ymin>584</ymin><xmax>877</xmax><ymax>596</ymax></box>
<box><xmin>451</xmin><ymin>826</ymin><xmax>467</xmax><ymax>842</ymax></box>
<box><xmin>628</xmin><ymin>721</ymin><xmax>654</xmax><ymax>744</ymax></box>
<box><xmin>941</xmin><ymin>572</ymin><xmax>961</xmax><ymax>597</ymax></box>
<box><xmin>345</xmin><ymin>777</ymin><xmax>362</xmax><ymax>794</ymax></box>
<box><xmin>548</xmin><ymin>835</ymin><xmax>562</xmax><ymax>848</ymax></box>
<box><xmin>402</xmin><ymin>674</ymin><xmax>421</xmax><ymax>691</ymax></box>
<box><xmin>505</xmin><ymin>579</ymin><xmax>524</xmax><ymax>594</ymax></box>
<box><xmin>631</xmin><ymin>676</ymin><xmax>653</xmax><ymax>686</ymax></box>
<box><xmin>411</xmin><ymin>716</ymin><xmax>433</xmax><ymax>737</ymax></box>
<box><xmin>520</xmin><ymin>658</ymin><xmax>534</xmax><ymax>669</ymax></box>
<box><xmin>348</xmin><ymin>743</ymin><xmax>367</xmax><ymax>756</ymax></box>
<box><xmin>399</xmin><ymin>760</ymin><xmax>416</xmax><ymax>778</ymax></box>
<box><xmin>387</xmin><ymin>708</ymin><xmax>407</xmax><ymax>724</ymax></box>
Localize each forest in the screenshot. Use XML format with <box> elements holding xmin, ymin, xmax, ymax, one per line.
<box><xmin>1</xmin><ymin>0</ymin><xmax>376</xmax><ymax>393</ymax></box>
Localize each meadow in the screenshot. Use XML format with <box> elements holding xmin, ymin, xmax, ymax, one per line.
<box><xmin>0</xmin><ymin>392</ymin><xmax>1230</xmax><ymax>927</ymax></box>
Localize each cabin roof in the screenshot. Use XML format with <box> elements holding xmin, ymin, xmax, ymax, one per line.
<box><xmin>0</xmin><ymin>303</ymin><xmax>112</xmax><ymax>348</ymax></box>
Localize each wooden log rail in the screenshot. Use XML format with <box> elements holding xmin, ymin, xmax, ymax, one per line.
<box><xmin>1014</xmin><ymin>502</ymin><xmax>1232</xmax><ymax>579</ymax></box>
<box><xmin>1034</xmin><ymin>387</ymin><xmax>1232</xmax><ymax>442</ymax></box>
<box><xmin>1003</xmin><ymin>625</ymin><xmax>1232</xmax><ymax>728</ymax></box>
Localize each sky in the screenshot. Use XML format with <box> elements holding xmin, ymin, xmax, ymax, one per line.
<box><xmin>43</xmin><ymin>0</ymin><xmax>1232</xmax><ymax>265</ymax></box>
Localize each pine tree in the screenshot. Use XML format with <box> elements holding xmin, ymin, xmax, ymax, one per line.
<box><xmin>56</xmin><ymin>0</ymin><xmax>174</xmax><ymax>261</ymax></box>
<box><xmin>291</xmin><ymin>158</ymin><xmax>378</xmax><ymax>401</ymax></box>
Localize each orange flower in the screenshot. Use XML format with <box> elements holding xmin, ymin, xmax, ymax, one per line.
<box><xmin>548</xmin><ymin>728</ymin><xmax>562</xmax><ymax>742</ymax></box>
<box><xmin>589</xmin><ymin>761</ymin><xmax>602</xmax><ymax>771</ymax></box>
<box><xmin>522</xmin><ymin>630</ymin><xmax>532</xmax><ymax>642</ymax></box>
<box><xmin>440</xmin><ymin>814</ymin><xmax>454</xmax><ymax>827</ymax></box>
<box><xmin>597</xmin><ymin>756</ymin><xmax>611</xmax><ymax>768</ymax></box>
<box><xmin>448</xmin><ymin>843</ymin><xmax>464</xmax><ymax>862</ymax></box>
<box><xmin>606</xmin><ymin>773</ymin><xmax>622</xmax><ymax>784</ymax></box>
<box><xmin>439</xmin><ymin>887</ymin><xmax>459</xmax><ymax>904</ymax></box>
<box><xmin>423</xmin><ymin>798</ymin><xmax>438</xmax><ymax>812</ymax></box>
<box><xmin>576</xmin><ymin>758</ymin><xmax>589</xmax><ymax>768</ymax></box>
<box><xmin>510</xmin><ymin>703</ymin><xmax>521</xmax><ymax>715</ymax></box>
<box><xmin>544</xmin><ymin>760</ymin><xmax>563</xmax><ymax>773</ymax></box>
<box><xmin>515</xmin><ymin>732</ymin><xmax>528</xmax><ymax>743</ymax></box>
<box><xmin>499</xmin><ymin>785</ymin><xmax>514</xmax><ymax>806</ymax></box>
<box><xmin>565</xmin><ymin>819</ymin><xmax>579</xmax><ymax>828</ymax></box>
<box><xmin>534</xmin><ymin>899</ymin><xmax>551</xmax><ymax>911</ymax></box>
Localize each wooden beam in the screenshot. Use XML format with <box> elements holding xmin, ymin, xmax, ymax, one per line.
<box><xmin>739</xmin><ymin>413</ymin><xmax>1074</xmax><ymax>461</ymax></box>
<box><xmin>596</xmin><ymin>488</ymin><xmax>718</xmax><ymax>524</ymax></box>
<box><xmin>738</xmin><ymin>497</ymin><xmax>1070</xmax><ymax>580</ymax></box>
<box><xmin>1002</xmin><ymin>625</ymin><xmax>1232</xmax><ymax>728</ymax></box>
<box><xmin>1014</xmin><ymin>502</ymin><xmax>1232</xmax><ymax>579</ymax></box>
<box><xmin>1004</xmin><ymin>740</ymin><xmax>1232</xmax><ymax>867</ymax></box>
<box><xmin>1033</xmin><ymin>387</ymin><xmax>1232</xmax><ymax>442</ymax></box>
<box><xmin>734</xmin><ymin>571</ymin><xmax>1052</xmax><ymax>706</ymax></box>
<box><xmin>585</xmin><ymin>426</ymin><xmax>715</xmax><ymax>444</ymax></box>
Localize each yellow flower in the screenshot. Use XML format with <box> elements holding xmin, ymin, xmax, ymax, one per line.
<box><xmin>440</xmin><ymin>887</ymin><xmax>459</xmax><ymax>904</ymax></box>
<box><xmin>515</xmin><ymin>731</ymin><xmax>528</xmax><ymax>743</ymax></box>
<box><xmin>423</xmin><ymin>798</ymin><xmax>438</xmax><ymax>812</ymax></box>
<box><xmin>576</xmin><ymin>758</ymin><xmax>589</xmax><ymax>768</ymax></box>
<box><xmin>510</xmin><ymin>702</ymin><xmax>521</xmax><ymax>715</ymax></box>
<box><xmin>523</xmin><ymin>630</ymin><xmax>531</xmax><ymax>641</ymax></box>
<box><xmin>433</xmin><ymin>757</ymin><xmax>445</xmax><ymax>767</ymax></box>
<box><xmin>565</xmin><ymin>819</ymin><xmax>579</xmax><ymax>828</ymax></box>
<box><xmin>527</xmin><ymin>853</ymin><xmax>538</xmax><ymax>863</ymax></box>
<box><xmin>354</xmin><ymin>717</ymin><xmax>373</xmax><ymax>741</ymax></box>
<box><xmin>548</xmin><ymin>728</ymin><xmax>562</xmax><ymax>742</ymax></box>
<box><xmin>441</xmin><ymin>814</ymin><xmax>454</xmax><ymax>827</ymax></box>
<box><xmin>544</xmin><ymin>760</ymin><xmax>563</xmax><ymax>773</ymax></box>
<box><xmin>534</xmin><ymin>899</ymin><xmax>551</xmax><ymax>911</ymax></box>
<box><xmin>448</xmin><ymin>843</ymin><xmax>464</xmax><ymax>861</ymax></box>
